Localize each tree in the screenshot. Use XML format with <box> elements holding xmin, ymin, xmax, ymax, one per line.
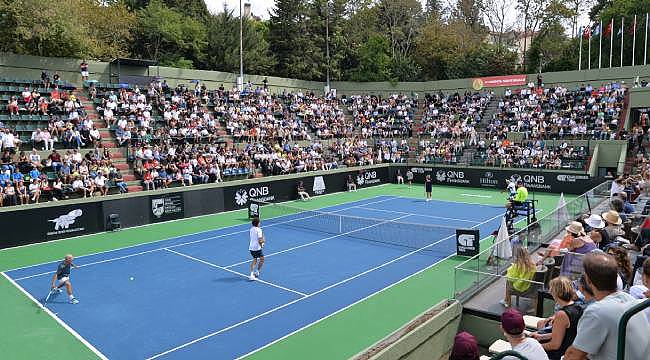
<box><xmin>377</xmin><ymin>0</ymin><xmax>424</xmax><ymax>59</ymax></box>
<box><xmin>484</xmin><ymin>0</ymin><xmax>516</xmax><ymax>52</ymax></box>
<box><xmin>454</xmin><ymin>0</ymin><xmax>484</xmax><ymax>31</ymax></box>
<box><xmin>268</xmin><ymin>0</ymin><xmax>323</xmax><ymax>80</ymax></box>
<box><xmin>527</xmin><ymin>20</ymin><xmax>572</xmax><ymax>72</ymax></box>
<box><xmin>349</xmin><ymin>35</ymin><xmax>392</xmax><ymax>81</ymax></box>
<box><xmin>203</xmin><ymin>4</ymin><xmax>275</xmax><ymax>75</ymax></box>
<box><xmin>133</xmin><ymin>0</ymin><xmax>207</xmax><ymax>67</ymax></box>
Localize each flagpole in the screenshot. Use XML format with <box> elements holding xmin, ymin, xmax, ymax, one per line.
<box><xmin>599</xmin><ymin>20</ymin><xmax>603</xmax><ymax>68</ymax></box>
<box><xmin>643</xmin><ymin>13</ymin><xmax>648</xmax><ymax>65</ymax></box>
<box><xmin>579</xmin><ymin>26</ymin><xmax>583</xmax><ymax>71</ymax></box>
<box><xmin>610</xmin><ymin>18</ymin><xmax>614</xmax><ymax>67</ymax></box>
<box><xmin>621</xmin><ymin>17</ymin><xmax>625</xmax><ymax>67</ymax></box>
<box><xmin>633</xmin><ymin>15</ymin><xmax>637</xmax><ymax>66</ymax></box>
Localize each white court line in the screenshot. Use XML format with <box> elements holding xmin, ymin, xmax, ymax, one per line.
<box><xmin>146</xmin><ymin>211</ymin><xmax>506</xmax><ymax>360</ymax></box>
<box><xmin>354</xmin><ymin>206</ymin><xmax>481</xmax><ymax>224</ymax></box>
<box><xmin>163</xmin><ymin>249</ymin><xmax>307</xmax><ymax>297</ymax></box>
<box><xmin>234</xmin><ymin>210</ymin><xmax>518</xmax><ymax>360</ymax></box>
<box><xmin>11</xmin><ymin>197</ymin><xmax>400</xmax><ymax>281</ymax></box>
<box><xmin>1</xmin><ymin>272</ymin><xmax>110</xmax><ymax>360</ymax></box>
<box><xmin>224</xmin><ymin>214</ymin><xmax>412</xmax><ymax>269</ymax></box>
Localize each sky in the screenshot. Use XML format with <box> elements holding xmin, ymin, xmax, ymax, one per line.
<box><xmin>202</xmin><ymin>1</ymin><xmax>589</xmax><ymax>31</ymax></box>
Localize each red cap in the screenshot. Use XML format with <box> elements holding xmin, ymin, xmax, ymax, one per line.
<box><xmin>450</xmin><ymin>331</ymin><xmax>479</xmax><ymax>360</ymax></box>
<box><xmin>501</xmin><ymin>308</ymin><xmax>525</xmax><ymax>335</ymax></box>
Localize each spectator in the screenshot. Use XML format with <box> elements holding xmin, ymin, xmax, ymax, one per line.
<box><xmin>113</xmin><ymin>169</ymin><xmax>128</xmax><ymax>194</ymax></box>
<box><xmin>606</xmin><ymin>246</ymin><xmax>633</xmax><ymax>289</ymax></box>
<box><xmin>450</xmin><ymin>331</ymin><xmax>479</xmax><ymax>360</ymax></box>
<box><xmin>16</xmin><ymin>181</ymin><xmax>28</xmax><ymax>204</ymax></box>
<box><xmin>602</xmin><ymin>210</ymin><xmax>624</xmax><ymax>243</ymax></box>
<box><xmin>531</xmin><ymin>276</ymin><xmax>584</xmax><ymax>359</ymax></box>
<box><xmin>297</xmin><ymin>181</ymin><xmax>310</xmax><ymax>201</ymax></box>
<box><xmin>51</xmin><ymin>177</ymin><xmax>65</xmax><ymax>201</ymax></box>
<box><xmin>630</xmin><ymin>257</ymin><xmax>650</xmax><ymax>322</ymax></box>
<box><xmin>80</xmin><ymin>60</ymin><xmax>89</xmax><ymax>81</ymax></box>
<box><xmin>564</xmin><ymin>252</ymin><xmax>650</xmax><ymax>360</ymax></box>
<box><xmin>28</xmin><ymin>179</ymin><xmax>40</xmax><ymax>203</ymax></box>
<box><xmin>347</xmin><ymin>174</ymin><xmax>357</xmax><ymax>192</ymax></box>
<box><xmin>500</xmin><ymin>308</ymin><xmax>549</xmax><ymax>359</ymax></box>
<box><xmin>4</xmin><ymin>182</ymin><xmax>17</xmax><ymax>206</ymax></box>
<box><xmin>502</xmin><ymin>246</ymin><xmax>536</xmax><ymax>307</ymax></box>
<box><xmin>94</xmin><ymin>172</ymin><xmax>108</xmax><ymax>196</ymax></box>
<box><xmin>585</xmin><ymin>214</ymin><xmax>612</xmax><ymax>250</ymax></box>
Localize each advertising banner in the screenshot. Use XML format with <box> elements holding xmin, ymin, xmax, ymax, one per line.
<box><xmin>456</xmin><ymin>229</ymin><xmax>480</xmax><ymax>256</ymax></box>
<box><xmin>472</xmin><ymin>75</ymin><xmax>527</xmax><ymax>90</ymax></box>
<box><xmin>406</xmin><ymin>166</ymin><xmax>603</xmax><ymax>194</ymax></box>
<box><xmin>0</xmin><ymin>202</ymin><xmax>102</xmax><ymax>248</ymax></box>
<box><xmin>222</xmin><ymin>167</ymin><xmax>389</xmax><ymax>211</ymax></box>
<box><xmin>150</xmin><ymin>194</ymin><xmax>184</xmax><ymax>223</ymax></box>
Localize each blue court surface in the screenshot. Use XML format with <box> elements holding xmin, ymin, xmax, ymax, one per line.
<box><xmin>5</xmin><ymin>196</ymin><xmax>506</xmax><ymax>359</ymax></box>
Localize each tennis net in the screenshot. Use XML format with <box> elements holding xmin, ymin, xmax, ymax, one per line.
<box><xmin>255</xmin><ymin>200</ymin><xmax>459</xmax><ymax>251</ymax></box>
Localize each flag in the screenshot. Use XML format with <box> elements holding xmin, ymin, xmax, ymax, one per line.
<box><xmin>584</xmin><ymin>26</ymin><xmax>592</xmax><ymax>38</ymax></box>
<box><xmin>593</xmin><ymin>23</ymin><xmax>601</xmax><ymax>36</ymax></box>
<box><xmin>493</xmin><ymin>217</ymin><xmax>512</xmax><ymax>260</ymax></box>
<box><xmin>631</xmin><ymin>16</ymin><xmax>637</xmax><ymax>34</ymax></box>
<box><xmin>605</xmin><ymin>20</ymin><xmax>613</xmax><ymax>36</ymax></box>
<box><xmin>556</xmin><ymin>193</ymin><xmax>569</xmax><ymax>224</ymax></box>
<box><xmin>618</xmin><ymin>26</ymin><xmax>623</xmax><ymax>36</ymax></box>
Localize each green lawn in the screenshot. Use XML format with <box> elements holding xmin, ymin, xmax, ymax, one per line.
<box><xmin>0</xmin><ymin>184</ymin><xmax>570</xmax><ymax>360</ymax></box>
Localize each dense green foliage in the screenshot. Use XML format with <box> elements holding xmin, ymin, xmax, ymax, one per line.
<box><xmin>0</xmin><ymin>0</ymin><xmax>645</xmax><ymax>81</ymax></box>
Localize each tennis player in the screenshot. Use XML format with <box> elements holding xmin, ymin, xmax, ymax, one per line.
<box><xmin>396</xmin><ymin>169</ymin><xmax>404</xmax><ymax>184</ymax></box>
<box><xmin>50</xmin><ymin>254</ymin><xmax>79</xmax><ymax>304</ymax></box>
<box><xmin>406</xmin><ymin>169</ymin><xmax>414</xmax><ymax>188</ymax></box>
<box><xmin>249</xmin><ymin>218</ymin><xmax>265</xmax><ymax>280</ymax></box>
<box><xmin>425</xmin><ymin>174</ymin><xmax>433</xmax><ymax>201</ymax></box>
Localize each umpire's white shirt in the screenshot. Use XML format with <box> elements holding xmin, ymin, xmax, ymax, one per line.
<box><xmin>249</xmin><ymin>227</ymin><xmax>263</xmax><ymax>251</ymax></box>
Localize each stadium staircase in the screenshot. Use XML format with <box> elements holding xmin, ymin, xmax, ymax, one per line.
<box><xmin>76</xmin><ymin>91</ymin><xmax>143</xmax><ymax>193</ymax></box>
<box><xmin>407</xmin><ymin>99</ymin><xmax>425</xmax><ymax>162</ymax></box>
<box><xmin>479</xmin><ymin>99</ymin><xmax>498</xmax><ymax>131</ymax></box>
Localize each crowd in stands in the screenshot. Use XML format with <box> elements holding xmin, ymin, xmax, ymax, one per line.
<box><xmin>0</xmin><ymin>147</ymin><xmax>125</xmax><ymax>206</ymax></box>
<box><xmin>489</xmin><ymin>82</ymin><xmax>626</xmax><ymax>140</ymax></box>
<box><xmin>419</xmin><ymin>91</ymin><xmax>490</xmax><ymax>139</ymax></box>
<box><xmin>345</xmin><ymin>94</ymin><xmax>415</xmax><ymax>138</ymax></box>
<box><xmin>449</xmin><ymin>170</ymin><xmax>650</xmax><ymax>360</ymax></box>
<box><xmin>473</xmin><ymin>138</ymin><xmax>588</xmax><ymax>169</ymax></box>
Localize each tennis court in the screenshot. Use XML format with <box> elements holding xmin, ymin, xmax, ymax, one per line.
<box><xmin>4</xmin><ymin>193</ymin><xmax>508</xmax><ymax>359</ymax></box>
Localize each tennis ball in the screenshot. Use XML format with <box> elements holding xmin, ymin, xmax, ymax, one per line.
<box><xmin>129</xmin><ymin>277</ymin><xmax>134</xmax><ymax>281</ymax></box>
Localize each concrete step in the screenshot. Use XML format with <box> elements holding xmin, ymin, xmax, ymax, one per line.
<box><xmin>127</xmin><ymin>185</ymin><xmax>143</xmax><ymax>192</ymax></box>
<box><xmin>114</xmin><ymin>163</ymin><xmax>129</xmax><ymax>171</ymax></box>
<box><xmin>101</xmin><ymin>141</ymin><xmax>117</xmax><ymax>149</ymax></box>
<box><xmin>123</xmin><ymin>174</ymin><xmax>136</xmax><ymax>182</ymax></box>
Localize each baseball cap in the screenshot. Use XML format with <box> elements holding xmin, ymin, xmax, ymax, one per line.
<box><xmin>501</xmin><ymin>308</ymin><xmax>525</xmax><ymax>335</ymax></box>
<box><xmin>450</xmin><ymin>331</ymin><xmax>479</xmax><ymax>360</ymax></box>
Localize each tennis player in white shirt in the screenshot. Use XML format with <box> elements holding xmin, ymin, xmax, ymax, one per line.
<box><xmin>249</xmin><ymin>217</ymin><xmax>265</xmax><ymax>280</ymax></box>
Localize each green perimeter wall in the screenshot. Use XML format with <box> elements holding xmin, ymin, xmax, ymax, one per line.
<box><xmin>1</xmin><ymin>52</ymin><xmax>650</xmax><ymax>98</ymax></box>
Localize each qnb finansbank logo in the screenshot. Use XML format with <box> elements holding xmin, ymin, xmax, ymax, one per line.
<box><xmin>47</xmin><ymin>209</ymin><xmax>85</xmax><ymax>236</ymax></box>
<box><xmin>356</xmin><ymin>171</ymin><xmax>381</xmax><ymax>186</ymax></box>
<box><xmin>435</xmin><ymin>170</ymin><xmax>470</xmax><ymax>184</ymax></box>
<box><xmin>234</xmin><ymin>186</ymin><xmax>275</xmax><ymax>207</ymax></box>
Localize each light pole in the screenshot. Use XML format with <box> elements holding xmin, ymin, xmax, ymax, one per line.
<box><xmin>325</xmin><ymin>0</ymin><xmax>330</xmax><ymax>93</ymax></box>
<box><xmin>238</xmin><ymin>0</ymin><xmax>245</xmax><ymax>91</ymax></box>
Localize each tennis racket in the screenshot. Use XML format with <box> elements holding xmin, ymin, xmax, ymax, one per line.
<box><xmin>43</xmin><ymin>289</ymin><xmax>54</xmax><ymax>305</ymax></box>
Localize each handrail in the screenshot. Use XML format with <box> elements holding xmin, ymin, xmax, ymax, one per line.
<box><xmin>616</xmin><ymin>298</ymin><xmax>650</xmax><ymax>360</ymax></box>
<box><xmin>491</xmin><ymin>350</ymin><xmax>528</xmax><ymax>360</ymax></box>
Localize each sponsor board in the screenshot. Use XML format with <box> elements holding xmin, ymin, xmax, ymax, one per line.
<box><xmin>434</xmin><ymin>170</ymin><xmax>471</xmax><ymax>185</ymax></box>
<box><xmin>150</xmin><ymin>194</ymin><xmax>184</xmax><ymax>222</ymax></box>
<box><xmin>313</xmin><ymin>176</ymin><xmax>326</xmax><ymax>195</ymax></box>
<box><xmin>472</xmin><ymin>75</ymin><xmax>527</xmax><ymax>90</ymax></box>
<box><xmin>405</xmin><ymin>166</ymin><xmax>604</xmax><ymax>194</ymax></box>
<box><xmin>229</xmin><ymin>184</ymin><xmax>277</xmax><ymax>208</ymax></box>
<box><xmin>456</xmin><ymin>229</ymin><xmax>480</xmax><ymax>256</ymax></box>
<box><xmin>356</xmin><ymin>170</ymin><xmax>382</xmax><ymax>186</ymax></box>
<box><xmin>47</xmin><ymin>209</ymin><xmax>85</xmax><ymax>236</ymax></box>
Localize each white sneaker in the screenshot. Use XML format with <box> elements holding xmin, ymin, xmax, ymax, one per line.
<box><xmin>254</xmin><ymin>270</ymin><xmax>260</xmax><ymax>277</ymax></box>
<box><xmin>249</xmin><ymin>273</ymin><xmax>256</xmax><ymax>281</ymax></box>
<box><xmin>70</xmin><ymin>297</ymin><xmax>79</xmax><ymax>304</ymax></box>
